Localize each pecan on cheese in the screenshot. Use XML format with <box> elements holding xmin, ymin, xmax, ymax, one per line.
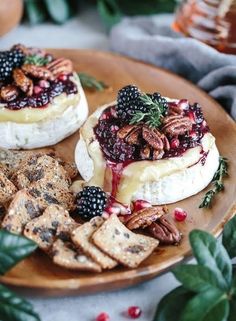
<box><xmin>148</xmin><ymin>216</ymin><xmax>182</xmax><ymax>245</ymax></box>
<box><xmin>168</xmin><ymin>104</ymin><xmax>184</xmax><ymax>116</ymax></box>
<box><xmin>22</xmin><ymin>64</ymin><xmax>54</xmax><ymax>81</ymax></box>
<box><xmin>142</xmin><ymin>126</ymin><xmax>170</xmax><ymax>151</ymax></box>
<box><xmin>13</xmin><ymin>68</ymin><xmax>33</xmax><ymax>96</ymax></box>
<box><xmin>47</xmin><ymin>58</ymin><xmax>73</xmax><ymax>76</ymax></box>
<box><xmin>126</xmin><ymin>205</ymin><xmax>168</xmax><ymax>230</ymax></box>
<box><xmin>162</xmin><ymin>115</ymin><xmax>192</xmax><ymax>136</ymax></box>
<box><xmin>0</xmin><ymin>85</ymin><xmax>19</xmax><ymax>101</ymax></box>
<box><xmin>140</xmin><ymin>145</ymin><xmax>151</xmax><ymax>159</ymax></box>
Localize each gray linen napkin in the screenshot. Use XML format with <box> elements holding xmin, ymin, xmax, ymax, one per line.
<box><xmin>109</xmin><ymin>15</ymin><xmax>236</xmax><ymax>119</ymax></box>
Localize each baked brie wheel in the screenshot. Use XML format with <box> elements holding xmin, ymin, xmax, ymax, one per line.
<box><xmin>0</xmin><ymin>45</ymin><xmax>88</xmax><ymax>149</ymax></box>
<box><xmin>75</xmin><ymin>87</ymin><xmax>219</xmax><ymax>206</ymax></box>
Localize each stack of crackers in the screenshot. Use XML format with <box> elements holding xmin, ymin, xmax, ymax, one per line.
<box><xmin>0</xmin><ymin>148</ymin><xmax>159</xmax><ymax>272</ymax></box>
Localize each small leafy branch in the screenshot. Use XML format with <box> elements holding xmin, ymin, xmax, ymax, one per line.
<box><xmin>24</xmin><ymin>55</ymin><xmax>51</xmax><ymax>66</ymax></box>
<box><xmin>199</xmin><ymin>156</ymin><xmax>228</xmax><ymax>208</ymax></box>
<box><xmin>153</xmin><ymin>215</ymin><xmax>236</xmax><ymax>321</ymax></box>
<box><xmin>0</xmin><ymin>230</ymin><xmax>40</xmax><ymax>321</ymax></box>
<box><xmin>78</xmin><ymin>72</ymin><xmax>108</xmax><ymax>92</ymax></box>
<box><xmin>130</xmin><ymin>93</ymin><xmax>166</xmax><ymax>128</ymax></box>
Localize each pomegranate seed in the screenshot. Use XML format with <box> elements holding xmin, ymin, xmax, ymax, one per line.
<box><xmin>128</xmin><ymin>306</ymin><xmax>142</xmax><ymax>319</ymax></box>
<box><xmin>38</xmin><ymin>80</ymin><xmax>50</xmax><ymax>88</ymax></box>
<box><xmin>110</xmin><ymin>125</ymin><xmax>119</xmax><ymax>132</ymax></box>
<box><xmin>96</xmin><ymin>312</ymin><xmax>110</xmax><ymax>321</ymax></box>
<box><xmin>178</xmin><ymin>99</ymin><xmax>189</xmax><ymax>110</ymax></box>
<box><xmin>189</xmin><ymin>130</ymin><xmax>197</xmax><ymax>140</ymax></box>
<box><xmin>170</xmin><ymin>138</ymin><xmax>180</xmax><ymax>149</ymax></box>
<box><xmin>104</xmin><ymin>205</ymin><xmax>121</xmax><ymax>216</ymax></box>
<box><xmin>133</xmin><ymin>200</ymin><xmax>151</xmax><ymax>212</ymax></box>
<box><xmin>33</xmin><ymin>86</ymin><xmax>42</xmax><ymax>95</ymax></box>
<box><xmin>58</xmin><ymin>74</ymin><xmax>68</xmax><ymax>81</ymax></box>
<box><xmin>174</xmin><ymin>207</ymin><xmax>187</xmax><ymax>222</ymax></box>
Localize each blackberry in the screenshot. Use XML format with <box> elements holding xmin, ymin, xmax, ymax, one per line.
<box><xmin>151</xmin><ymin>92</ymin><xmax>169</xmax><ymax>116</ymax></box>
<box><xmin>75</xmin><ymin>186</ymin><xmax>107</xmax><ymax>220</ymax></box>
<box><xmin>0</xmin><ymin>48</ymin><xmax>25</xmax><ymax>82</ymax></box>
<box><xmin>7</xmin><ymin>48</ymin><xmax>25</xmax><ymax>68</ymax></box>
<box><xmin>116</xmin><ymin>85</ymin><xmax>140</xmax><ymax>119</ymax></box>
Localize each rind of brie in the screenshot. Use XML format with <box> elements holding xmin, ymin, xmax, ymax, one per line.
<box><xmin>0</xmin><ymin>77</ymin><xmax>88</xmax><ymax>149</ymax></box>
<box><xmin>75</xmin><ymin>102</ymin><xmax>220</xmax><ymax>205</ymax></box>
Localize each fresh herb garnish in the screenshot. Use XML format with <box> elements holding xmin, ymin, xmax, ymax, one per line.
<box><xmin>0</xmin><ymin>230</ymin><xmax>40</xmax><ymax>321</ymax></box>
<box><xmin>153</xmin><ymin>215</ymin><xmax>236</xmax><ymax>321</ymax></box>
<box><xmin>130</xmin><ymin>93</ymin><xmax>166</xmax><ymax>128</ymax></box>
<box><xmin>24</xmin><ymin>55</ymin><xmax>50</xmax><ymax>66</ymax></box>
<box><xmin>199</xmin><ymin>156</ymin><xmax>228</xmax><ymax>208</ymax></box>
<box><xmin>78</xmin><ymin>72</ymin><xmax>108</xmax><ymax>92</ymax></box>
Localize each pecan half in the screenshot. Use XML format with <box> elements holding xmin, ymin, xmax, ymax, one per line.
<box><xmin>148</xmin><ymin>217</ymin><xmax>182</xmax><ymax>245</ymax></box>
<box><xmin>22</xmin><ymin>64</ymin><xmax>54</xmax><ymax>81</ymax></box>
<box><xmin>142</xmin><ymin>126</ymin><xmax>164</xmax><ymax>150</ymax></box>
<box><xmin>140</xmin><ymin>145</ymin><xmax>151</xmax><ymax>159</ymax></box>
<box><xmin>47</xmin><ymin>58</ymin><xmax>73</xmax><ymax>76</ymax></box>
<box><xmin>162</xmin><ymin>115</ymin><xmax>192</xmax><ymax>136</ymax></box>
<box><xmin>13</xmin><ymin>68</ymin><xmax>33</xmax><ymax>96</ymax></box>
<box><xmin>168</xmin><ymin>104</ymin><xmax>184</xmax><ymax>116</ymax></box>
<box><xmin>126</xmin><ymin>205</ymin><xmax>168</xmax><ymax>230</ymax></box>
<box><xmin>0</xmin><ymin>85</ymin><xmax>19</xmax><ymax>101</ymax></box>
<box><xmin>153</xmin><ymin>149</ymin><xmax>164</xmax><ymax>160</ymax></box>
<box><xmin>117</xmin><ymin>125</ymin><xmax>136</xmax><ymax>139</ymax></box>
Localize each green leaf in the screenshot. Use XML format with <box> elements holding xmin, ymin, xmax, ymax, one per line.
<box><xmin>0</xmin><ymin>284</ymin><xmax>40</xmax><ymax>321</ymax></box>
<box><xmin>173</xmin><ymin>264</ymin><xmax>225</xmax><ymax>293</ymax></box>
<box><xmin>153</xmin><ymin>286</ymin><xmax>194</xmax><ymax>321</ymax></box>
<box><xmin>228</xmin><ymin>299</ymin><xmax>236</xmax><ymax>321</ymax></box>
<box><xmin>97</xmin><ymin>0</ymin><xmax>122</xmax><ymax>29</ymax></box>
<box><xmin>24</xmin><ymin>0</ymin><xmax>47</xmax><ymax>25</ymax></box>
<box><xmin>189</xmin><ymin>230</ymin><xmax>232</xmax><ymax>290</ymax></box>
<box><xmin>24</xmin><ymin>55</ymin><xmax>50</xmax><ymax>66</ymax></box>
<box><xmin>180</xmin><ymin>288</ymin><xmax>229</xmax><ymax>321</ymax></box>
<box><xmin>78</xmin><ymin>72</ymin><xmax>107</xmax><ymax>92</ymax></box>
<box><xmin>223</xmin><ymin>215</ymin><xmax>236</xmax><ymax>259</ymax></box>
<box><xmin>0</xmin><ymin>230</ymin><xmax>37</xmax><ymax>275</ymax></box>
<box><xmin>44</xmin><ymin>0</ymin><xmax>70</xmax><ymax>24</ymax></box>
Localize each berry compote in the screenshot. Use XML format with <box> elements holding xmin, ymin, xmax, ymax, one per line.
<box><xmin>0</xmin><ymin>74</ymin><xmax>78</xmax><ymax>110</ymax></box>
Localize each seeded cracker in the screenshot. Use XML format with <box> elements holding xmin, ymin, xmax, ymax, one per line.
<box><xmin>92</xmin><ymin>214</ymin><xmax>159</xmax><ymax>268</ymax></box>
<box><xmin>52</xmin><ymin>239</ymin><xmax>101</xmax><ymax>272</ymax></box>
<box><xmin>24</xmin><ymin>204</ymin><xmax>74</xmax><ymax>251</ymax></box>
<box><xmin>72</xmin><ymin>217</ymin><xmax>118</xmax><ymax>269</ymax></box>
<box><xmin>1</xmin><ymin>189</ymin><xmax>41</xmax><ymax>233</ymax></box>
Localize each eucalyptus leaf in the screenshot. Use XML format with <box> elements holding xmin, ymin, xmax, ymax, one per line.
<box><xmin>0</xmin><ymin>230</ymin><xmax>37</xmax><ymax>275</ymax></box>
<box><xmin>97</xmin><ymin>0</ymin><xmax>122</xmax><ymax>29</ymax></box>
<box><xmin>180</xmin><ymin>288</ymin><xmax>229</xmax><ymax>321</ymax></box>
<box><xmin>0</xmin><ymin>284</ymin><xmax>40</xmax><ymax>321</ymax></box>
<box><xmin>173</xmin><ymin>264</ymin><xmax>225</xmax><ymax>293</ymax></box>
<box><xmin>153</xmin><ymin>286</ymin><xmax>194</xmax><ymax>321</ymax></box>
<box><xmin>189</xmin><ymin>230</ymin><xmax>232</xmax><ymax>290</ymax></box>
<box><xmin>44</xmin><ymin>0</ymin><xmax>70</xmax><ymax>24</ymax></box>
<box><xmin>223</xmin><ymin>215</ymin><xmax>236</xmax><ymax>259</ymax></box>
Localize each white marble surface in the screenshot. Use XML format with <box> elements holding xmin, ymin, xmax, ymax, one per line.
<box><xmin>0</xmin><ymin>9</ymin><xmax>180</xmax><ymax>321</ymax></box>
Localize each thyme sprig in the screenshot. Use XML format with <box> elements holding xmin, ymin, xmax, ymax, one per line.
<box><xmin>78</xmin><ymin>72</ymin><xmax>108</xmax><ymax>92</ymax></box>
<box><xmin>199</xmin><ymin>156</ymin><xmax>228</xmax><ymax>208</ymax></box>
<box><xmin>24</xmin><ymin>54</ymin><xmax>50</xmax><ymax>66</ymax></box>
<box><xmin>129</xmin><ymin>93</ymin><xmax>166</xmax><ymax>128</ymax></box>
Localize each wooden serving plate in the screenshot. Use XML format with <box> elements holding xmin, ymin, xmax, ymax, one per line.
<box><xmin>1</xmin><ymin>50</ymin><xmax>236</xmax><ymax>296</ymax></box>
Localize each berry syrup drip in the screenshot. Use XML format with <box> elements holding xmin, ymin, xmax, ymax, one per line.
<box><xmin>0</xmin><ymin>74</ymin><xmax>78</xmax><ymax>110</ymax></box>
<box><xmin>106</xmin><ymin>160</ymin><xmax>132</xmax><ymax>198</ymax></box>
